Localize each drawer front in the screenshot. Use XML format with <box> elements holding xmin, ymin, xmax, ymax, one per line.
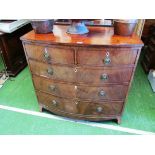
<box><xmin>77</xmin><ymin>47</ymin><xmax>138</xmax><ymax>66</ymax></box>
<box><xmin>77</xmin><ymin>85</ymin><xmax>128</xmax><ymax>101</ymax></box>
<box><xmin>83</xmin><ymin>102</ymin><xmax>123</xmax><ymax>115</ymax></box>
<box><xmin>29</xmin><ymin>60</ymin><xmax>76</xmax><ymax>82</ymax></box>
<box><xmin>33</xmin><ymin>75</ymin><xmax>76</xmax><ymax>98</ymax></box>
<box><xmin>37</xmin><ymin>91</ymin><xmax>81</xmax><ymax>114</ymax></box>
<box><xmin>77</xmin><ymin>67</ymin><xmax>133</xmax><ymax>84</ymax></box>
<box><xmin>37</xmin><ymin>91</ymin><xmax>123</xmax><ymax>116</ymax></box>
<box><xmin>25</xmin><ymin>44</ymin><xmax>74</xmax><ymax>64</ymax></box>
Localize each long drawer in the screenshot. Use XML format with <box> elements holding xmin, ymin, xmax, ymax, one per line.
<box><xmin>29</xmin><ymin>60</ymin><xmax>133</xmax><ymax>84</ymax></box>
<box><xmin>36</xmin><ymin>91</ymin><xmax>123</xmax><ymax>116</ymax></box>
<box><xmin>24</xmin><ymin>44</ymin><xmax>75</xmax><ymax>65</ymax></box>
<box><xmin>77</xmin><ymin>47</ymin><xmax>138</xmax><ymax>66</ymax></box>
<box><xmin>33</xmin><ymin>75</ymin><xmax>127</xmax><ymax>101</ymax></box>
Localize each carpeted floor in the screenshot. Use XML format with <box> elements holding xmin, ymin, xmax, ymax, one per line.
<box><xmin>0</xmin><ymin>108</ymin><xmax>133</xmax><ymax>135</ymax></box>
<box><xmin>0</xmin><ymin>57</ymin><xmax>155</xmax><ymax>134</ymax></box>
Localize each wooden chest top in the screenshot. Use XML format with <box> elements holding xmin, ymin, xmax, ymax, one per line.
<box><xmin>21</xmin><ymin>25</ymin><xmax>143</xmax><ymax>47</ymax></box>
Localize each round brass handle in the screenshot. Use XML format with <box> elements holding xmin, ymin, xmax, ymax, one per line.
<box><xmin>47</xmin><ymin>68</ymin><xmax>53</xmax><ymax>75</ymax></box>
<box><xmin>96</xmin><ymin>106</ymin><xmax>103</xmax><ymax>113</ymax></box>
<box><xmin>99</xmin><ymin>90</ymin><xmax>106</xmax><ymax>96</ymax></box>
<box><xmin>104</xmin><ymin>52</ymin><xmax>111</xmax><ymax>64</ymax></box>
<box><xmin>49</xmin><ymin>85</ymin><xmax>56</xmax><ymax>91</ymax></box>
<box><xmin>100</xmin><ymin>74</ymin><xmax>108</xmax><ymax>81</ymax></box>
<box><xmin>52</xmin><ymin>100</ymin><xmax>58</xmax><ymax>106</ymax></box>
<box><xmin>44</xmin><ymin>48</ymin><xmax>50</xmax><ymax>60</ymax></box>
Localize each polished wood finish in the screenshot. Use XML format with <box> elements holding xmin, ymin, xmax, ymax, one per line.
<box><xmin>76</xmin><ymin>85</ymin><xmax>128</xmax><ymax>101</ymax></box>
<box><xmin>33</xmin><ymin>75</ymin><xmax>76</xmax><ymax>99</ymax></box>
<box><xmin>0</xmin><ymin>24</ymin><xmax>32</xmax><ymax>76</ymax></box>
<box><xmin>29</xmin><ymin>60</ymin><xmax>133</xmax><ymax>84</ymax></box>
<box><xmin>21</xmin><ymin>25</ymin><xmax>143</xmax><ymax>123</ymax></box>
<box><xmin>21</xmin><ymin>25</ymin><xmax>143</xmax><ymax>47</ymax></box>
<box><xmin>77</xmin><ymin>47</ymin><xmax>138</xmax><ymax>66</ymax></box>
<box><xmin>36</xmin><ymin>91</ymin><xmax>123</xmax><ymax>118</ymax></box>
<box><xmin>33</xmin><ymin>75</ymin><xmax>128</xmax><ymax>101</ymax></box>
<box><xmin>25</xmin><ymin>44</ymin><xmax>75</xmax><ymax>65</ymax></box>
<box><xmin>29</xmin><ymin>60</ymin><xmax>76</xmax><ymax>82</ymax></box>
<box><xmin>77</xmin><ymin>67</ymin><xmax>133</xmax><ymax>84</ymax></box>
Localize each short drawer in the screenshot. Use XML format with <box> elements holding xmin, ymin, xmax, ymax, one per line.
<box><xmin>36</xmin><ymin>91</ymin><xmax>123</xmax><ymax>116</ymax></box>
<box><xmin>77</xmin><ymin>66</ymin><xmax>133</xmax><ymax>84</ymax></box>
<box><xmin>29</xmin><ymin>60</ymin><xmax>76</xmax><ymax>82</ymax></box>
<box><xmin>24</xmin><ymin>44</ymin><xmax>74</xmax><ymax>64</ymax></box>
<box><xmin>33</xmin><ymin>75</ymin><xmax>76</xmax><ymax>98</ymax></box>
<box><xmin>77</xmin><ymin>47</ymin><xmax>138</xmax><ymax>66</ymax></box>
<box><xmin>77</xmin><ymin>85</ymin><xmax>128</xmax><ymax>101</ymax></box>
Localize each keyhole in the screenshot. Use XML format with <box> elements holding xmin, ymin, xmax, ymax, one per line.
<box><xmin>74</xmin><ymin>85</ymin><xmax>77</xmax><ymax>90</ymax></box>
<box><xmin>74</xmin><ymin>67</ymin><xmax>78</xmax><ymax>72</ymax></box>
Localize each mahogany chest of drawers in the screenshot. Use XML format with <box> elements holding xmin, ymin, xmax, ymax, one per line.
<box><xmin>21</xmin><ymin>25</ymin><xmax>143</xmax><ymax>124</ymax></box>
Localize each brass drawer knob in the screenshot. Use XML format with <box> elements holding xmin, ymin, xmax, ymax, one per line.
<box><xmin>49</xmin><ymin>85</ymin><xmax>56</xmax><ymax>91</ymax></box>
<box><xmin>44</xmin><ymin>48</ymin><xmax>50</xmax><ymax>60</ymax></box>
<box><xmin>100</xmin><ymin>74</ymin><xmax>108</xmax><ymax>81</ymax></box>
<box><xmin>99</xmin><ymin>90</ymin><xmax>106</xmax><ymax>96</ymax></box>
<box><xmin>52</xmin><ymin>100</ymin><xmax>58</xmax><ymax>106</ymax></box>
<box><xmin>96</xmin><ymin>106</ymin><xmax>103</xmax><ymax>113</ymax></box>
<box><xmin>47</xmin><ymin>68</ymin><xmax>53</xmax><ymax>75</ymax></box>
<box><xmin>104</xmin><ymin>52</ymin><xmax>111</xmax><ymax>64</ymax></box>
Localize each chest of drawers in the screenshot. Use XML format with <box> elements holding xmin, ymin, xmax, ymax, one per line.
<box><xmin>21</xmin><ymin>25</ymin><xmax>143</xmax><ymax>124</ymax></box>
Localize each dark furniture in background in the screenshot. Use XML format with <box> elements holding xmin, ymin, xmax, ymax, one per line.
<box><xmin>21</xmin><ymin>25</ymin><xmax>143</xmax><ymax>124</ymax></box>
<box><xmin>141</xmin><ymin>19</ymin><xmax>155</xmax><ymax>44</ymax></box>
<box><xmin>0</xmin><ymin>23</ymin><xmax>32</xmax><ymax>76</ymax></box>
<box><xmin>141</xmin><ymin>23</ymin><xmax>155</xmax><ymax>73</ymax></box>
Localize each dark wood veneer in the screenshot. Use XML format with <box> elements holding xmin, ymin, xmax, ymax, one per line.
<box><xmin>0</xmin><ymin>24</ymin><xmax>32</xmax><ymax>76</ymax></box>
